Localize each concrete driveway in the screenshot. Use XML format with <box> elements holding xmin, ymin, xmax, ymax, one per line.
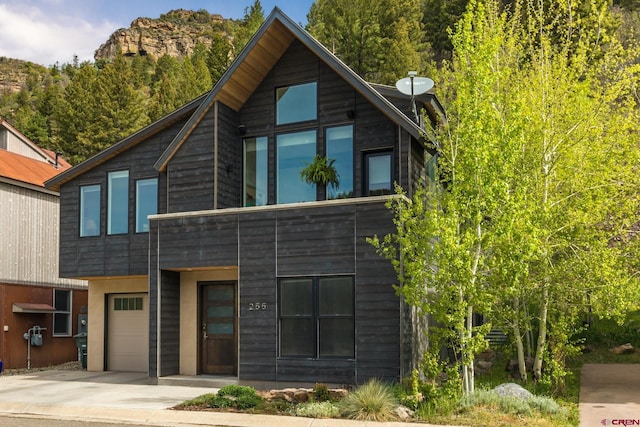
<box><xmin>580</xmin><ymin>364</ymin><xmax>640</xmax><ymax>427</ymax></box>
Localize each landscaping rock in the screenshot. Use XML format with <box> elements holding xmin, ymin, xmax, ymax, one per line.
<box><xmin>493</xmin><ymin>383</ymin><xmax>533</xmax><ymax>400</ymax></box>
<box><xmin>610</xmin><ymin>343</ymin><xmax>635</xmax><ymax>355</ymax></box>
<box><xmin>475</xmin><ymin>360</ymin><xmax>493</xmax><ymax>376</ymax></box>
<box><xmin>394</xmin><ymin>405</ymin><xmax>414</xmax><ymax>420</ymax></box>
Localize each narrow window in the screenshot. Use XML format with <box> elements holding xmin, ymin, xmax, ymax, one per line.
<box><xmin>53</xmin><ymin>289</ymin><xmax>72</xmax><ymax>336</ymax></box>
<box><xmin>279</xmin><ymin>276</ymin><xmax>355</xmax><ymax>359</ymax></box>
<box><xmin>243</xmin><ymin>136</ymin><xmax>268</xmax><ymax>206</ymax></box>
<box><xmin>365</xmin><ymin>151</ymin><xmax>393</xmax><ymax>196</ymax></box>
<box><xmin>136</xmin><ymin>178</ymin><xmax>157</xmax><ymax>233</ymax></box>
<box><xmin>326</xmin><ymin>125</ymin><xmax>353</xmax><ymax>199</ymax></box>
<box><xmin>80</xmin><ymin>184</ymin><xmax>100</xmax><ymax>237</ymax></box>
<box><xmin>279</xmin><ymin>278</ymin><xmax>314</xmax><ymax>357</ymax></box>
<box><xmin>108</xmin><ymin>171</ymin><xmax>129</xmax><ymax>235</ymax></box>
<box><xmin>276</xmin><ymin>82</ymin><xmax>317</xmax><ymax>125</ymax></box>
<box><xmin>277</xmin><ymin>130</ymin><xmax>316</xmax><ymax>203</ymax></box>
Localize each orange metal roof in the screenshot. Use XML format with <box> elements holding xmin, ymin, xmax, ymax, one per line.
<box><xmin>0</xmin><ymin>149</ymin><xmax>71</xmax><ymax>188</ymax></box>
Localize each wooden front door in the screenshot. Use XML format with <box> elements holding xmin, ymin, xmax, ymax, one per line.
<box><xmin>200</xmin><ymin>282</ymin><xmax>237</xmax><ymax>375</ymax></box>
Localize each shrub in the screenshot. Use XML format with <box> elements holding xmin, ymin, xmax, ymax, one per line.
<box><xmin>313</xmin><ymin>383</ymin><xmax>331</xmax><ymax>402</ymax></box>
<box><xmin>209</xmin><ymin>384</ymin><xmax>262</xmax><ymax>410</ymax></box>
<box><xmin>339</xmin><ymin>379</ymin><xmax>398</xmax><ymax>421</ymax></box>
<box><xmin>459</xmin><ymin>389</ymin><xmax>567</xmax><ymax>418</ymax></box>
<box><xmin>294</xmin><ymin>401</ymin><xmax>341</xmax><ymax>418</ymax></box>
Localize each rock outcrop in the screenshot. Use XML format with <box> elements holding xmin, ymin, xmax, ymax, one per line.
<box><xmin>94</xmin><ymin>9</ymin><xmax>232</xmax><ymax>61</ymax></box>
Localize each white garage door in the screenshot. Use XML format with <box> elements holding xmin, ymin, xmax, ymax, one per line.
<box><xmin>107</xmin><ymin>293</ymin><xmax>149</xmax><ymax>372</ymax></box>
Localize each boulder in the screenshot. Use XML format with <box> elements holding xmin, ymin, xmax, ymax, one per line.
<box><xmin>493</xmin><ymin>383</ymin><xmax>533</xmax><ymax>400</ymax></box>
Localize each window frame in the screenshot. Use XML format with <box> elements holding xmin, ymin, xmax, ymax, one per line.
<box><xmin>275</xmin><ymin>81</ymin><xmax>318</xmax><ymax>126</ymax></box>
<box><xmin>325</xmin><ymin>124</ymin><xmax>354</xmax><ymax>200</ymax></box>
<box><xmin>243</xmin><ymin>136</ymin><xmax>269</xmax><ymax>207</ymax></box>
<box><xmin>79</xmin><ymin>184</ymin><xmax>101</xmax><ymax>237</ymax></box>
<box><xmin>107</xmin><ymin>170</ymin><xmax>129</xmax><ymax>235</ymax></box>
<box><xmin>53</xmin><ymin>289</ymin><xmax>72</xmax><ymax>337</ymax></box>
<box><xmin>278</xmin><ymin>275</ymin><xmax>355</xmax><ymax>360</ymax></box>
<box><xmin>276</xmin><ymin>130</ymin><xmax>317</xmax><ymax>204</ymax></box>
<box><xmin>364</xmin><ymin>150</ymin><xmax>394</xmax><ymax>196</ymax></box>
<box><xmin>135</xmin><ymin>177</ymin><xmax>158</xmax><ymax>233</ymax></box>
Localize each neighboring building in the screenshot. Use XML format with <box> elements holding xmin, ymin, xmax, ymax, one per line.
<box><xmin>0</xmin><ymin>118</ymin><xmax>87</xmax><ymax>370</ymax></box>
<box><xmin>46</xmin><ymin>8</ymin><xmax>443</xmax><ymax>385</ymax></box>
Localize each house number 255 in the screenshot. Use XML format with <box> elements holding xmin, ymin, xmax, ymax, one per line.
<box><xmin>249</xmin><ymin>302</ymin><xmax>267</xmax><ymax>311</ymax></box>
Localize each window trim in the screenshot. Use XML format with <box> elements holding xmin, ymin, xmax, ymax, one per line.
<box><xmin>135</xmin><ymin>177</ymin><xmax>158</xmax><ymax>233</ymax></box>
<box><xmin>364</xmin><ymin>149</ymin><xmax>394</xmax><ymax>196</ymax></box>
<box><xmin>79</xmin><ymin>184</ymin><xmax>101</xmax><ymax>237</ymax></box>
<box><xmin>53</xmin><ymin>289</ymin><xmax>72</xmax><ymax>337</ymax></box>
<box><xmin>275</xmin><ymin>81</ymin><xmax>318</xmax><ymax>126</ymax></box>
<box><xmin>107</xmin><ymin>170</ymin><xmax>129</xmax><ymax>235</ymax></box>
<box><xmin>278</xmin><ymin>275</ymin><xmax>355</xmax><ymax>360</ymax></box>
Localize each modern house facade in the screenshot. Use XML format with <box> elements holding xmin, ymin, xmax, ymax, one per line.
<box><xmin>46</xmin><ymin>8</ymin><xmax>442</xmax><ymax>385</ymax></box>
<box><xmin>0</xmin><ymin>118</ymin><xmax>87</xmax><ymax>370</ymax></box>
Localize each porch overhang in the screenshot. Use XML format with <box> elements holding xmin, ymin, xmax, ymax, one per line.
<box><xmin>12</xmin><ymin>303</ymin><xmax>56</xmax><ymax>313</ymax></box>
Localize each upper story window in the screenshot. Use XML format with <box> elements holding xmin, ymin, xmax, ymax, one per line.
<box><xmin>108</xmin><ymin>171</ymin><xmax>129</xmax><ymax>235</ymax></box>
<box><xmin>53</xmin><ymin>289</ymin><xmax>72</xmax><ymax>337</ymax></box>
<box><xmin>365</xmin><ymin>151</ymin><xmax>393</xmax><ymax>196</ymax></box>
<box><xmin>326</xmin><ymin>125</ymin><xmax>353</xmax><ymax>199</ymax></box>
<box><xmin>276</xmin><ymin>82</ymin><xmax>317</xmax><ymax>125</ymax></box>
<box><xmin>279</xmin><ymin>276</ymin><xmax>354</xmax><ymax>359</ymax></box>
<box><xmin>243</xmin><ymin>136</ymin><xmax>268</xmax><ymax>207</ymax></box>
<box><xmin>277</xmin><ymin>130</ymin><xmax>316</xmax><ymax>204</ymax></box>
<box><xmin>135</xmin><ymin>178</ymin><xmax>158</xmax><ymax>233</ymax></box>
<box><xmin>79</xmin><ymin>184</ymin><xmax>100</xmax><ymax>237</ymax></box>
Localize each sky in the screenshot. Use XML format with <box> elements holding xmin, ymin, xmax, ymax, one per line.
<box><xmin>0</xmin><ymin>0</ymin><xmax>314</xmax><ymax>67</ymax></box>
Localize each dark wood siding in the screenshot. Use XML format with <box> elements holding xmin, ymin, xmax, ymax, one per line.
<box><xmin>159</xmin><ymin>270</ymin><xmax>180</xmax><ymax>376</ymax></box>
<box><xmin>216</xmin><ymin>102</ymin><xmax>242</xmax><ymax>209</ymax></box>
<box><xmin>58</xmin><ymin>119</ymin><xmax>186</xmax><ymax>279</ymax></box>
<box><xmin>238</xmin><ymin>211</ymin><xmax>277</xmax><ymax>381</ymax></box>
<box><xmin>167</xmin><ymin>108</ymin><xmax>215</xmax><ymax>213</ymax></box>
<box><xmin>149</xmin><ymin>199</ymin><xmax>400</xmax><ymax>384</ymax></box>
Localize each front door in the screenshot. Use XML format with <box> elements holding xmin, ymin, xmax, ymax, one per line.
<box><xmin>200</xmin><ymin>282</ymin><xmax>237</xmax><ymax>375</ymax></box>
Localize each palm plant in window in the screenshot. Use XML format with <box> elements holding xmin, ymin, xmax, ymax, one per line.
<box><xmin>300</xmin><ymin>154</ymin><xmax>340</xmax><ymax>192</ymax></box>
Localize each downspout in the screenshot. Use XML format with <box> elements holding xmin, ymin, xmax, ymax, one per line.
<box><xmin>398</xmin><ymin>126</ymin><xmax>402</xmax><ymax>187</ymax></box>
<box><xmin>214</xmin><ymin>101</ymin><xmax>219</xmax><ymax>210</ymax></box>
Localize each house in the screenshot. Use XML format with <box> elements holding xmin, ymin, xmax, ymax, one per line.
<box><xmin>0</xmin><ymin>118</ymin><xmax>87</xmax><ymax>370</ymax></box>
<box><xmin>45</xmin><ymin>8</ymin><xmax>443</xmax><ymax>385</ymax></box>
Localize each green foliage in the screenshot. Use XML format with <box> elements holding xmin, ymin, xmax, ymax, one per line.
<box><xmin>338</xmin><ymin>379</ymin><xmax>398</xmax><ymax>421</ymax></box>
<box><xmin>299</xmin><ymin>154</ymin><xmax>340</xmax><ymax>190</ymax></box>
<box><xmin>293</xmin><ymin>401</ymin><xmax>341</xmax><ymax>418</ymax></box>
<box><xmin>312</xmin><ymin>383</ymin><xmax>331</xmax><ymax>402</ymax></box>
<box><xmin>459</xmin><ymin>390</ymin><xmax>568</xmax><ymax>419</ymax></box>
<box><xmin>200</xmin><ymin>385</ymin><xmax>263</xmax><ymax>410</ymax></box>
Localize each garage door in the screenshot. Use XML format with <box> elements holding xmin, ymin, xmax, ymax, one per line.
<box><xmin>107</xmin><ymin>293</ymin><xmax>148</xmax><ymax>372</ymax></box>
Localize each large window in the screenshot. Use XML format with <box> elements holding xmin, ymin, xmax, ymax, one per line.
<box><xmin>276</xmin><ymin>82</ymin><xmax>317</xmax><ymax>125</ymax></box>
<box><xmin>279</xmin><ymin>276</ymin><xmax>354</xmax><ymax>358</ymax></box>
<box><xmin>53</xmin><ymin>289</ymin><xmax>71</xmax><ymax>336</ymax></box>
<box><xmin>326</xmin><ymin>125</ymin><xmax>353</xmax><ymax>199</ymax></box>
<box><xmin>108</xmin><ymin>171</ymin><xmax>129</xmax><ymax>235</ymax></box>
<box><xmin>243</xmin><ymin>136</ymin><xmax>268</xmax><ymax>206</ymax></box>
<box><xmin>80</xmin><ymin>184</ymin><xmax>100</xmax><ymax>237</ymax></box>
<box><xmin>365</xmin><ymin>151</ymin><xmax>393</xmax><ymax>196</ymax></box>
<box><xmin>277</xmin><ymin>131</ymin><xmax>316</xmax><ymax>203</ymax></box>
<box><xmin>135</xmin><ymin>178</ymin><xmax>157</xmax><ymax>233</ymax></box>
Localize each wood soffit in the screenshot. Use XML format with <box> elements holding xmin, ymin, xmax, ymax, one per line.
<box><xmin>215</xmin><ymin>20</ymin><xmax>294</xmax><ymax>111</ymax></box>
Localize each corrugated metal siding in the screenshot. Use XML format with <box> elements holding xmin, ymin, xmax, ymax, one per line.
<box><xmin>0</xmin><ymin>181</ymin><xmax>85</xmax><ymax>289</ymax></box>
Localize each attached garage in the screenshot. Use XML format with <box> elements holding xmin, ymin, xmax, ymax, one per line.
<box><xmin>107</xmin><ymin>293</ymin><xmax>148</xmax><ymax>372</ymax></box>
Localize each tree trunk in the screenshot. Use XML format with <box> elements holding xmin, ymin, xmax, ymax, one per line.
<box><xmin>467</xmin><ymin>304</ymin><xmax>475</xmax><ymax>393</ymax></box>
<box><xmin>513</xmin><ymin>297</ymin><xmax>528</xmax><ymax>382</ymax></box>
<box><xmin>533</xmin><ymin>286</ymin><xmax>549</xmax><ymax>380</ymax></box>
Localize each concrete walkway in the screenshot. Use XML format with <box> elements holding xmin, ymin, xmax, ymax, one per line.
<box><xmin>579</xmin><ymin>364</ymin><xmax>640</xmax><ymax>427</ymax></box>
<box><xmin>0</xmin><ymin>364</ymin><xmax>638</xmax><ymax>426</ymax></box>
<box><xmin>0</xmin><ymin>369</ymin><xmax>460</xmax><ymax>427</ymax></box>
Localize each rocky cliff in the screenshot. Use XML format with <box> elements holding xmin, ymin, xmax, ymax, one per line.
<box><xmin>94</xmin><ymin>9</ymin><xmax>233</xmax><ymax>60</ymax></box>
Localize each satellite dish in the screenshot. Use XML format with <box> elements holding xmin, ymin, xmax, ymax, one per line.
<box><xmin>395</xmin><ymin>76</ymin><xmax>434</xmax><ymax>96</ymax></box>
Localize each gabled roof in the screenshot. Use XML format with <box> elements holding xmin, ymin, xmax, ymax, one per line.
<box><xmin>45</xmin><ymin>93</ymin><xmax>207</xmax><ymax>192</ymax></box>
<box><xmin>154</xmin><ymin>7</ymin><xmax>431</xmax><ymax>171</ymax></box>
<box><xmin>0</xmin><ymin>148</ymin><xmax>70</xmax><ymax>188</ymax></box>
